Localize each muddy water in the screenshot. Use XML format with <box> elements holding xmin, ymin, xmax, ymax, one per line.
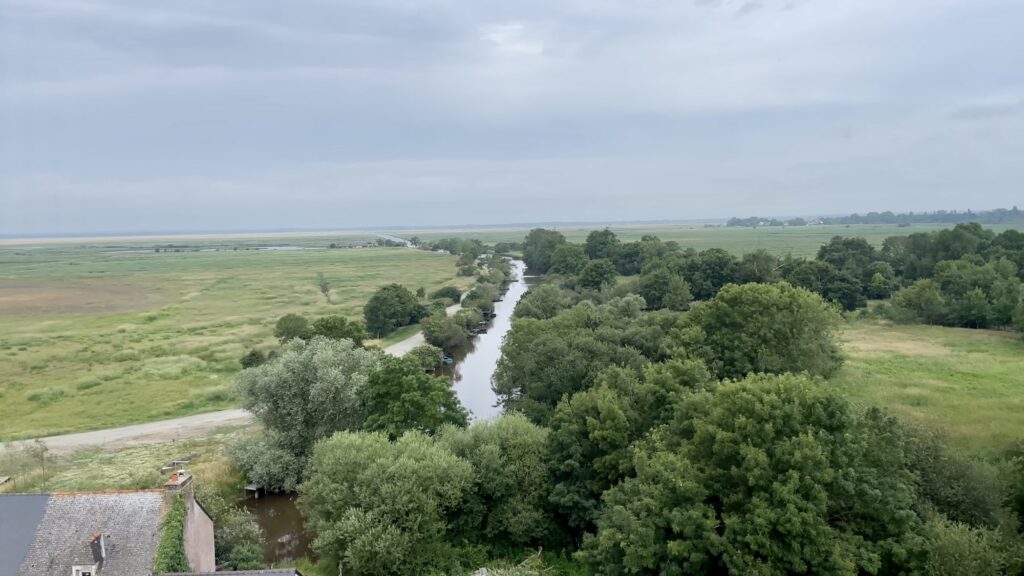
<box><xmin>244</xmin><ymin>259</ymin><xmax>532</xmax><ymax>562</ymax></box>
<box><xmin>239</xmin><ymin>493</ymin><xmax>312</xmax><ymax>564</ymax></box>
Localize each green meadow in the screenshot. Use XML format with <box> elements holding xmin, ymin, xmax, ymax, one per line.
<box><xmin>835</xmin><ymin>320</ymin><xmax>1024</xmax><ymax>458</ymax></box>
<box><xmin>396</xmin><ymin>223</ymin><xmax>1022</xmax><ymax>257</ymax></box>
<box><xmin>0</xmin><ymin>236</ymin><xmax>469</xmax><ymax>440</ymax></box>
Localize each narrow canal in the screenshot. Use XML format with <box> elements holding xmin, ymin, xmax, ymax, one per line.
<box><xmin>447</xmin><ymin>260</ymin><xmax>531</xmax><ymax>420</ymax></box>
<box><xmin>245</xmin><ymin>259</ymin><xmax>532</xmax><ymax>563</ymax></box>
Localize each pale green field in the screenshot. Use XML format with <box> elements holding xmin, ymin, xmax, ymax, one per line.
<box><xmin>835</xmin><ymin>320</ymin><xmax>1024</xmax><ymax>458</ymax></box>
<box><xmin>395</xmin><ymin>223</ymin><xmax>1022</xmax><ymax>257</ymax></box>
<box><xmin>0</xmin><ymin>237</ymin><xmax>469</xmax><ymax>440</ymax></box>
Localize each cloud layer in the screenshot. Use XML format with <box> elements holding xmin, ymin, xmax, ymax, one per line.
<box><xmin>2</xmin><ymin>0</ymin><xmax>1023</xmax><ymax>233</ymax></box>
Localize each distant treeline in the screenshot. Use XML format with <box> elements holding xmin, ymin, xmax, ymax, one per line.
<box><xmin>728</xmin><ymin>206</ymin><xmax>1024</xmax><ymax>228</ymax></box>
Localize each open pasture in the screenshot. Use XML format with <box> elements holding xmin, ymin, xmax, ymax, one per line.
<box><xmin>0</xmin><ymin>236</ymin><xmax>465</xmax><ymax>440</ymax></box>
<box><xmin>395</xmin><ymin>223</ymin><xmax>1022</xmax><ymax>257</ymax></box>
<box><xmin>835</xmin><ymin>320</ymin><xmax>1024</xmax><ymax>457</ymax></box>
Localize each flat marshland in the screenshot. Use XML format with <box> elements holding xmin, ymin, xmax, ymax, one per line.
<box><xmin>835</xmin><ymin>320</ymin><xmax>1024</xmax><ymax>457</ymax></box>
<box><xmin>0</xmin><ymin>235</ymin><xmax>467</xmax><ymax>440</ymax></box>
<box><xmin>397</xmin><ymin>223</ymin><xmax>1022</xmax><ymax>257</ymax></box>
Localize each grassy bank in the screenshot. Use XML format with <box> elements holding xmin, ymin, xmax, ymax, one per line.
<box><xmin>0</xmin><ymin>239</ymin><xmax>467</xmax><ymax>440</ymax></box>
<box><xmin>835</xmin><ymin>320</ymin><xmax>1024</xmax><ymax>458</ymax></box>
<box><xmin>395</xmin><ymin>223</ymin><xmax>1022</xmax><ymax>257</ymax></box>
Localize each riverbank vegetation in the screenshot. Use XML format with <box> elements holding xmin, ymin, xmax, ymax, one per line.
<box><xmin>0</xmin><ymin>242</ymin><xmax>466</xmax><ymax>440</ymax></box>
<box><xmin>278</xmin><ymin>225</ymin><xmax>1023</xmax><ymax>574</ymax></box>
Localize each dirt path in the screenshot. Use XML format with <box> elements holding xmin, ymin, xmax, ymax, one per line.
<box><xmin>4</xmin><ymin>409</ymin><xmax>254</xmax><ymax>455</ymax></box>
<box><xmin>383</xmin><ymin>301</ymin><xmax>463</xmax><ymax>357</ymax></box>
<box><xmin>8</xmin><ymin>303</ymin><xmax>463</xmax><ymax>455</ymax></box>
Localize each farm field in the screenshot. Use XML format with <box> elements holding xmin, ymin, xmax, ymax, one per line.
<box><xmin>835</xmin><ymin>320</ymin><xmax>1024</xmax><ymax>458</ymax></box>
<box><xmin>394</xmin><ymin>223</ymin><xmax>1023</xmax><ymax>257</ymax></box>
<box><xmin>0</xmin><ymin>236</ymin><xmax>468</xmax><ymax>440</ymax></box>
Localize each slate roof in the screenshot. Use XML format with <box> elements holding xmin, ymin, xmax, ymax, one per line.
<box><xmin>0</xmin><ymin>494</ymin><xmax>49</xmax><ymax>576</ymax></box>
<box><xmin>16</xmin><ymin>491</ymin><xmax>164</xmax><ymax>576</ymax></box>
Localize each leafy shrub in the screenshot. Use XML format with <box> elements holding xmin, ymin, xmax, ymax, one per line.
<box><xmin>431</xmin><ymin>286</ymin><xmax>463</xmax><ymax>301</ymax></box>
<box><xmin>26</xmin><ymin>387</ymin><xmax>68</xmax><ymax>405</ymax></box>
<box><xmin>153</xmin><ymin>495</ymin><xmax>191</xmax><ymax>572</ymax></box>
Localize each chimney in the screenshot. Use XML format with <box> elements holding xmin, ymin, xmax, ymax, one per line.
<box><xmin>163</xmin><ymin>469</ymin><xmax>194</xmax><ymax>506</ymax></box>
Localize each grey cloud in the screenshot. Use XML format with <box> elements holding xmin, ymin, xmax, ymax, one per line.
<box><xmin>2</xmin><ymin>0</ymin><xmax>1024</xmax><ymax>234</ymax></box>
<box><xmin>951</xmin><ymin>99</ymin><xmax>1024</xmax><ymax>121</ymax></box>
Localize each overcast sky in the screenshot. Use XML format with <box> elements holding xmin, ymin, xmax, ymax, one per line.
<box><xmin>2</xmin><ymin>0</ymin><xmax>1022</xmax><ymax>234</ymax></box>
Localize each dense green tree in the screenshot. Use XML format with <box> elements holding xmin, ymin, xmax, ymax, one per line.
<box><xmin>683</xmin><ymin>248</ymin><xmax>739</xmax><ymax>300</ymax></box>
<box><xmin>313</xmin><ymin>315</ymin><xmax>368</xmax><ymax>346</ymax></box>
<box><xmin>612</xmin><ymin>241</ymin><xmax>644</xmax><ymax>275</ymax></box>
<box><xmin>236</xmin><ymin>337</ymin><xmax>381</xmax><ymax>482</ymax></box>
<box><xmin>514</xmin><ymin>283</ymin><xmax>574</xmax><ymax>320</ymax></box>
<box><xmin>1015</xmin><ymin>291</ymin><xmax>1024</xmax><ymax>337</ymax></box>
<box><xmin>227</xmin><ymin>434</ymin><xmax>305</xmax><ymax>492</ymax></box>
<box><xmin>890</xmin><ymin>279</ymin><xmax>949</xmax><ymax>325</ymax></box>
<box><xmin>547</xmin><ymin>361</ymin><xmax>712</xmax><ymax>535</ymax></box>
<box><xmin>578</xmin><ymin>258</ymin><xmax>618</xmax><ymax>291</ymax></box>
<box><xmin>405</xmin><ymin>343</ymin><xmax>444</xmax><ymax>371</ymax></box>
<box><xmin>638</xmin><ymin>266</ymin><xmax>692</xmax><ymax>311</ymax></box>
<box><xmin>817</xmin><ymin>236</ymin><xmax>877</xmax><ymax>277</ymax></box>
<box><xmin>905</xmin><ymin>425</ymin><xmax>1003</xmax><ymax>528</ymax></box>
<box><xmin>585</xmin><ymin>228</ymin><xmax>621</xmax><ymax>260</ymax></box>
<box><xmin>956</xmin><ymin>287</ymin><xmax>992</xmax><ymax>328</ymax></box>
<box><xmin>299</xmin><ymin>431</ymin><xmax>475</xmax><ymax>575</ymax></box>
<box><xmin>821</xmin><ymin>269</ymin><xmax>867</xmax><ymax>311</ymax></box>
<box><xmin>523</xmin><ymin>228</ymin><xmax>566</xmax><ymax>273</ymax></box>
<box><xmin>550</xmin><ymin>243</ymin><xmax>589</xmax><ymax>275</ymax></box>
<box><xmin>580</xmin><ymin>374</ymin><xmax>921</xmax><ymax>575</ymax></box>
<box><xmin>421</xmin><ymin>313</ymin><xmax>471</xmax><ymax>350</ymax></box>
<box><xmin>686</xmin><ymin>282</ymin><xmax>843</xmax><ymax>379</ymax></box>
<box><xmin>438</xmin><ymin>415</ymin><xmax>557</xmax><ymax>547</ymax></box>
<box><xmin>736</xmin><ymin>249</ymin><xmax>780</xmax><ymax>284</ymax></box>
<box><xmin>360</xmin><ymin>357</ymin><xmax>468</xmax><ymax>440</ymax></box>
<box><xmin>493</xmin><ymin>300</ymin><xmax>650</xmax><ymax>423</ymax></box>
<box><xmin>431</xmin><ymin>286</ymin><xmax>463</xmax><ymax>301</ymax></box>
<box><xmin>363</xmin><ymin>284</ymin><xmax>428</xmax><ymax>336</ymax></box>
<box><xmin>274</xmin><ymin>313</ymin><xmax>313</xmax><ymax>342</ymax></box>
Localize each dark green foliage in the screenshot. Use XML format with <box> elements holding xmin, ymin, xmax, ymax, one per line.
<box><xmin>431</xmin><ymin>286</ymin><xmax>463</xmax><ymax>301</ymax></box>
<box><xmin>239</xmin><ymin>348</ymin><xmax>266</xmax><ymax>369</ymax></box>
<box><xmin>584</xmin><ymin>229</ymin><xmax>620</xmax><ymax>260</ymax></box>
<box><xmin>736</xmin><ymin>249</ymin><xmax>780</xmax><ymax>284</ymax></box>
<box><xmin>421</xmin><ymin>312</ymin><xmax>471</xmax><ymax>350</ymax></box>
<box><xmin>577</xmin><ymin>258</ymin><xmax>618</xmax><ymax>291</ymax></box>
<box><xmin>680</xmin><ymin>248</ymin><xmax>738</xmax><ymax>300</ymax></box>
<box><xmin>299</xmin><ymin>431</ymin><xmax>475</xmax><ymax>576</ymax></box>
<box><xmin>363</xmin><ymin>284</ymin><xmax>428</xmax><ymax>336</ymax></box>
<box><xmin>153</xmin><ymin>495</ymin><xmax>191</xmax><ymax>572</ymax></box>
<box><xmin>686</xmin><ymin>282</ymin><xmax>843</xmax><ymax>379</ymax></box>
<box><xmin>638</xmin><ymin>266</ymin><xmax>691</xmax><ymax>310</ymax></box>
<box><xmin>274</xmin><ymin>313</ymin><xmax>312</xmax><ymax>342</ymax></box>
<box><xmin>405</xmin><ymin>343</ymin><xmax>444</xmax><ymax>371</ymax></box>
<box><xmin>438</xmin><ymin>415</ymin><xmax>557</xmax><ymax>548</ymax></box>
<box><xmin>547</xmin><ymin>361</ymin><xmax>712</xmax><ymax>534</ymax></box>
<box><xmin>313</xmin><ymin>315</ymin><xmax>368</xmax><ymax>346</ymax></box>
<box><xmin>493</xmin><ymin>298</ymin><xmax>651</xmax><ymax>424</ymax></box>
<box><xmin>523</xmin><ymin>228</ymin><xmax>567</xmax><ymax>273</ymax></box>
<box><xmin>514</xmin><ymin>283</ymin><xmax>574</xmax><ymax>320</ymax></box>
<box><xmin>359</xmin><ymin>357</ymin><xmax>468</xmax><ymax>440</ymax></box>
<box><xmin>905</xmin><ymin>425</ymin><xmax>1003</xmax><ymax>527</ymax></box>
<box><xmin>550</xmin><ymin>243</ymin><xmax>589</xmax><ymax>275</ymax></box>
<box><xmin>580</xmin><ymin>374</ymin><xmax>921</xmax><ymax>575</ymax></box>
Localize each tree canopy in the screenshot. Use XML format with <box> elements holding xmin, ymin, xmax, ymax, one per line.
<box><xmin>363</xmin><ymin>284</ymin><xmax>428</xmax><ymax>336</ymax></box>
